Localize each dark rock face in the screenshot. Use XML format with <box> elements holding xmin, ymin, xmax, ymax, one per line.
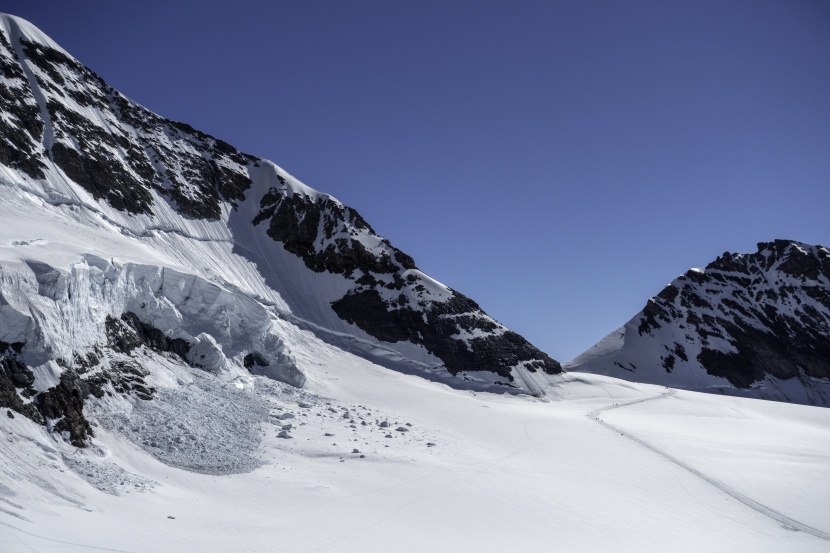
<box><xmin>333</xmin><ymin>289</ymin><xmax>561</xmax><ymax>379</ymax></box>
<box><xmin>106</xmin><ymin>312</ymin><xmax>190</xmax><ymax>361</ymax></box>
<box><xmin>0</xmin><ymin>342</ymin><xmax>42</xmax><ymax>423</ymax></box>
<box><xmin>0</xmin><ymin>313</ymin><xmax>196</xmax><ymax>447</ymax></box>
<box><xmin>253</xmin><ymin>189</ymin><xmax>415</xmax><ymax>278</ymax></box>
<box><xmin>1</xmin><ymin>32</ymin><xmax>256</xmax><ymax>218</ymax></box>
<box><xmin>36</xmin><ymin>369</ymin><xmax>96</xmax><ymax>447</ymax></box>
<box><xmin>252</xmin><ymin>183</ymin><xmax>560</xmax><ymax>381</ymax></box>
<box><xmin>637</xmin><ymin>240</ymin><xmax>830</xmax><ymax>388</ymax></box>
<box><xmin>0</xmin><ymin>32</ymin><xmax>46</xmax><ymax>179</ymax></box>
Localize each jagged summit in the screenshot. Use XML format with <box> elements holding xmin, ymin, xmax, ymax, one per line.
<box><xmin>567</xmin><ymin>239</ymin><xmax>830</xmax><ymax>406</ymax></box>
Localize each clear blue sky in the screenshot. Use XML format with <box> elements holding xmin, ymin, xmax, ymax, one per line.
<box><xmin>6</xmin><ymin>1</ymin><xmax>829</xmax><ymax>361</ymax></box>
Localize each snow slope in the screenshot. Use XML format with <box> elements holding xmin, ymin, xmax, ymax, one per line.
<box><xmin>567</xmin><ymin>240</ymin><xmax>830</xmax><ymax>406</ymax></box>
<box><xmin>1</xmin><ymin>352</ymin><xmax>829</xmax><ymax>552</ymax></box>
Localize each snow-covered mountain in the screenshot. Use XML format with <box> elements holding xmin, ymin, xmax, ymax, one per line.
<box><xmin>567</xmin><ymin>240</ymin><xmax>830</xmax><ymax>406</ymax></box>
<box><xmin>0</xmin><ymin>13</ymin><xmax>562</xmax><ymax>446</ymax></box>
<box><xmin>2</xmin><ymin>15</ymin><xmax>830</xmax><ymax>552</ymax></box>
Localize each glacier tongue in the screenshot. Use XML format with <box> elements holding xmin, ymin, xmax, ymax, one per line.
<box><xmin>0</xmin><ymin>255</ymin><xmax>304</xmax><ymax>387</ymax></box>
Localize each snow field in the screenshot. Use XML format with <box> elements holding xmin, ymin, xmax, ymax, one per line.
<box><xmin>598</xmin><ymin>388</ymin><xmax>830</xmax><ymax>534</ymax></box>
<box><xmin>1</xmin><ymin>350</ymin><xmax>830</xmax><ymax>552</ymax></box>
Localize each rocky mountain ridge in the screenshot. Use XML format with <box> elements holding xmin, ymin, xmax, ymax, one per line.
<box><xmin>567</xmin><ymin>240</ymin><xmax>830</xmax><ymax>406</ymax></box>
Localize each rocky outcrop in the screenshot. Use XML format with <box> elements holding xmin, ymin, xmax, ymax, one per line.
<box><xmin>0</xmin><ymin>31</ymin><xmax>46</xmax><ymax>179</ymax></box>
<box><xmin>0</xmin><ymin>341</ymin><xmax>41</xmax><ymax>422</ymax></box>
<box><xmin>106</xmin><ymin>312</ymin><xmax>190</xmax><ymax>362</ymax></box>
<box><xmin>333</xmin><ymin>290</ymin><xmax>559</xmax><ymax>379</ymax></box>
<box><xmin>0</xmin><ymin>313</ymin><xmax>196</xmax><ymax>447</ymax></box>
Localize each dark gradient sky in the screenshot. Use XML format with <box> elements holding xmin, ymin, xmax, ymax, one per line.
<box><xmin>4</xmin><ymin>1</ymin><xmax>829</xmax><ymax>361</ymax></box>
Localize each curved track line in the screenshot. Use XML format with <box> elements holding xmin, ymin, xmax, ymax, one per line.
<box><xmin>589</xmin><ymin>390</ymin><xmax>830</xmax><ymax>542</ymax></box>
<box><xmin>0</xmin><ymin>520</ymin><xmax>137</xmax><ymax>553</ymax></box>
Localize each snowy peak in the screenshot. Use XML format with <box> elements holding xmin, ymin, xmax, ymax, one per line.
<box><xmin>0</xmin><ymin>14</ymin><xmax>68</xmax><ymax>54</ymax></box>
<box><xmin>0</xmin><ymin>15</ymin><xmax>256</xmax><ymax>217</ymax></box>
<box><xmin>568</xmin><ymin>240</ymin><xmax>830</xmax><ymax>406</ymax></box>
<box><xmin>0</xmin><ymin>10</ymin><xmax>560</xmax><ymax>438</ymax></box>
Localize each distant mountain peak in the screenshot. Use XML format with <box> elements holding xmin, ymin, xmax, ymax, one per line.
<box><xmin>568</xmin><ymin>239</ymin><xmax>830</xmax><ymax>406</ymax></box>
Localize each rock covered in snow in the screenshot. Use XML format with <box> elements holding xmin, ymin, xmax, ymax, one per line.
<box><xmin>567</xmin><ymin>240</ymin><xmax>830</xmax><ymax>406</ymax></box>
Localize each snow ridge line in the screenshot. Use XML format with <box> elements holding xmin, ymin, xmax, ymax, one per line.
<box><xmin>589</xmin><ymin>390</ymin><xmax>830</xmax><ymax>542</ymax></box>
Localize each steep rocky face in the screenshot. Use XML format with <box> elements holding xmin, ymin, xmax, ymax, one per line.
<box><xmin>0</xmin><ymin>14</ymin><xmax>559</xmax><ymax>399</ymax></box>
<box><xmin>568</xmin><ymin>240</ymin><xmax>830</xmax><ymax>406</ymax></box>
<box><xmin>7</xmin><ymin>32</ymin><xmax>256</xmax><ymax>218</ymax></box>
<box><xmin>251</xmin><ymin>183</ymin><xmax>561</xmax><ymax>381</ymax></box>
<box><xmin>332</xmin><ymin>290</ymin><xmax>559</xmax><ymax>379</ymax></box>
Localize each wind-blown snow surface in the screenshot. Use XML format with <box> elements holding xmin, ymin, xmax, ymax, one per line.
<box><xmin>2</xmin><ymin>356</ymin><xmax>830</xmax><ymax>552</ymax></box>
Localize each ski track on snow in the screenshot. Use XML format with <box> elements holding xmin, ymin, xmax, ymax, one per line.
<box><xmin>589</xmin><ymin>390</ymin><xmax>830</xmax><ymax>542</ymax></box>
<box><xmin>0</xmin><ymin>520</ymin><xmax>139</xmax><ymax>553</ymax></box>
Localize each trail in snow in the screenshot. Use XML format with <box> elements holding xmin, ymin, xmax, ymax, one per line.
<box><xmin>589</xmin><ymin>390</ymin><xmax>830</xmax><ymax>542</ymax></box>
<box><xmin>0</xmin><ymin>520</ymin><xmax>138</xmax><ymax>553</ymax></box>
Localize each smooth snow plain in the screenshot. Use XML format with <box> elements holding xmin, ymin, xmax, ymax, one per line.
<box><xmin>2</xmin><ymin>344</ymin><xmax>830</xmax><ymax>552</ymax></box>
